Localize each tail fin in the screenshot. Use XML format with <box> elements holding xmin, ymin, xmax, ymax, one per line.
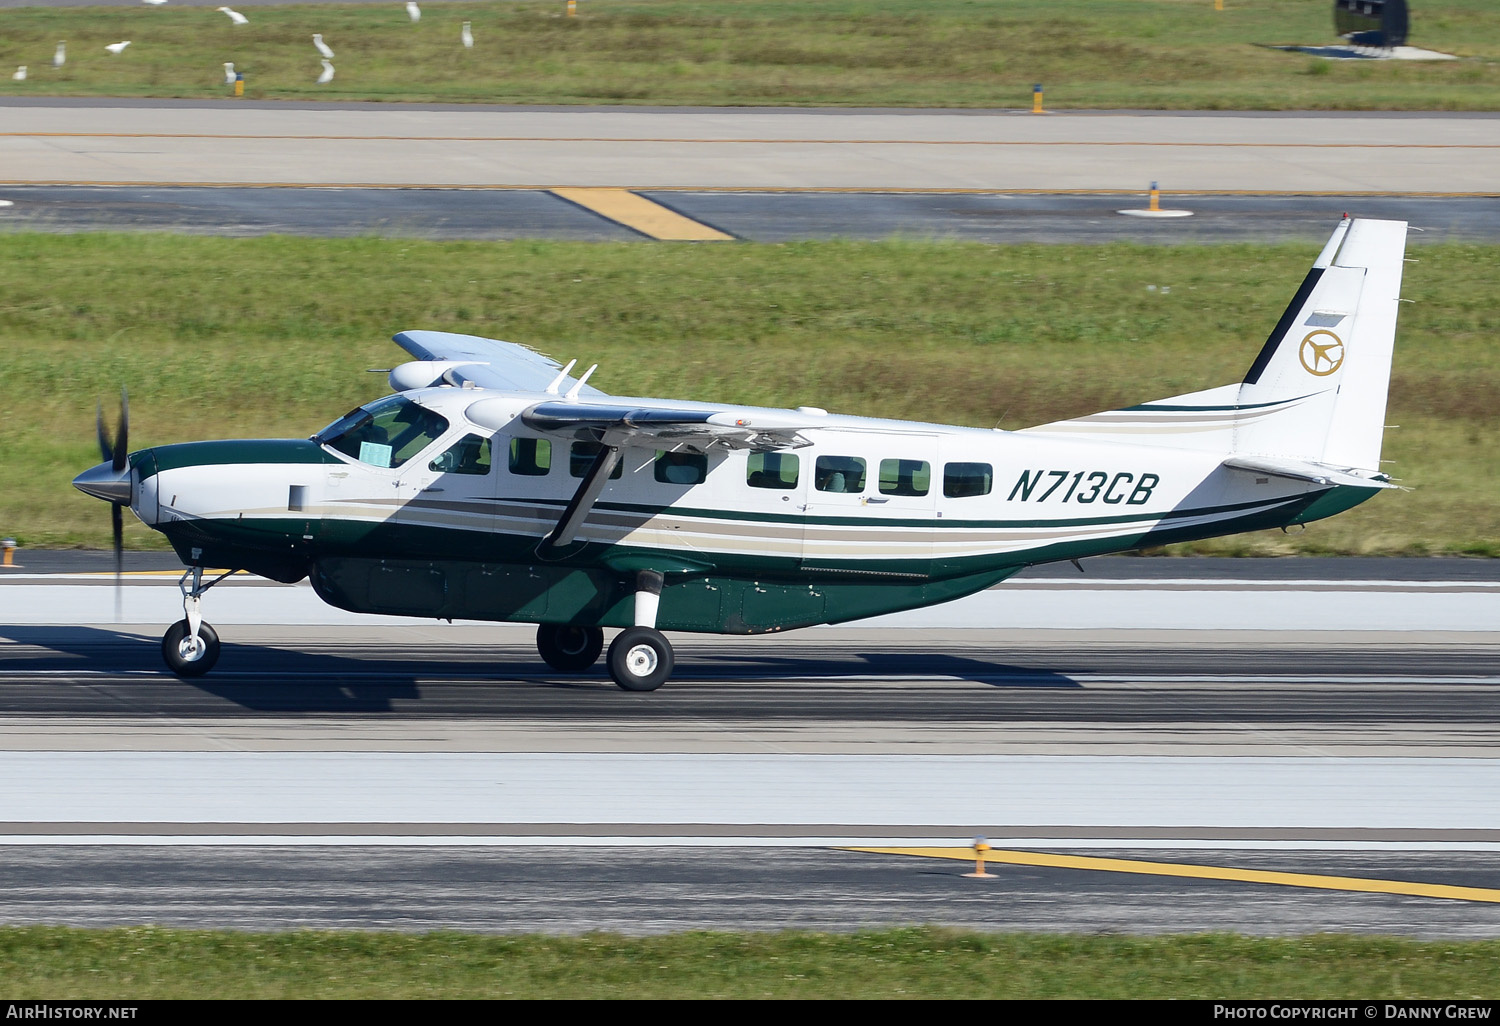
<box><xmin>1022</xmin><ymin>217</ymin><xmax>1407</xmax><ymax>474</ymax></box>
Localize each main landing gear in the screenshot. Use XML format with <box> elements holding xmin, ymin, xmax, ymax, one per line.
<box><xmin>536</xmin><ymin>624</ymin><xmax>604</xmax><ymax>673</ymax></box>
<box><xmin>161</xmin><ymin>565</ymin><xmax>234</xmax><ymax>677</ymax></box>
<box><xmin>534</xmin><ymin>570</ymin><xmax>674</xmax><ymax>692</ymax></box>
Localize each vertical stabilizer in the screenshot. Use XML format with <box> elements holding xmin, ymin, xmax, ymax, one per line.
<box><xmin>1233</xmin><ymin>217</ymin><xmax>1406</xmax><ymax>471</ymax></box>
<box><xmin>1017</xmin><ymin>218</ymin><xmax>1407</xmax><ymax>473</ymax></box>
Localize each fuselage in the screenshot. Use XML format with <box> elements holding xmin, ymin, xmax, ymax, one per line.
<box><xmin>108</xmin><ymin>386</ymin><xmax>1373</xmax><ymax>634</ymax></box>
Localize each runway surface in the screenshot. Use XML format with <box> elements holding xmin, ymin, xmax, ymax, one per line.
<box><xmin>3</xmin><ymin>556</ymin><xmax>1500</xmax><ymax>934</ymax></box>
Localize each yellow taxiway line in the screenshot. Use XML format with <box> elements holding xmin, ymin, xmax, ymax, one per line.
<box><xmin>551</xmin><ymin>187</ymin><xmax>733</xmax><ymax>241</ymax></box>
<box><xmin>850</xmin><ymin>847</ymin><xmax>1500</xmax><ymax>904</ymax></box>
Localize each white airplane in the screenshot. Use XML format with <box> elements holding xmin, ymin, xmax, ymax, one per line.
<box><xmin>74</xmin><ymin>217</ymin><xmax>1406</xmax><ymax>690</ymax></box>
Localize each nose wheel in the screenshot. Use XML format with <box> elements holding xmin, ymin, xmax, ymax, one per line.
<box><xmin>162</xmin><ymin>619</ymin><xmax>221</xmax><ymax>677</ymax></box>
<box><xmin>161</xmin><ymin>564</ymin><xmax>235</xmax><ymax>678</ymax></box>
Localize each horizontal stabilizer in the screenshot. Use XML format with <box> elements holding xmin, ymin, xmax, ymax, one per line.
<box><xmin>1221</xmin><ymin>455</ymin><xmax>1395</xmax><ymax>490</ymax></box>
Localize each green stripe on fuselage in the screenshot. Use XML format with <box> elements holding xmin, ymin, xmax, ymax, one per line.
<box><xmin>149</xmin><ymin>439</ymin><xmax>342</xmax><ymax>474</ymax></box>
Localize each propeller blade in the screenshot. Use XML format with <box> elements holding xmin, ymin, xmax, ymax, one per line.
<box><xmin>96</xmin><ymin>402</ymin><xmax>114</xmax><ymax>465</ymax></box>
<box><xmin>111</xmin><ymin>501</ymin><xmax>123</xmax><ymax>621</ymax></box>
<box><xmin>112</xmin><ymin>388</ymin><xmax>129</xmax><ymax>474</ymax></box>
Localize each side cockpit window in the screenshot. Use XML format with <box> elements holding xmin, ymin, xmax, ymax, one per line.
<box><xmin>430</xmin><ymin>434</ymin><xmax>492</xmax><ymax>475</ymax></box>
<box><xmin>316</xmin><ymin>396</ymin><xmax>450</xmax><ymax>469</ymax></box>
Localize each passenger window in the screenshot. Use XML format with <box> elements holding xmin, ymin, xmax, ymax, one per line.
<box><xmin>944</xmin><ymin>462</ymin><xmax>993</xmax><ymax>498</ymax></box>
<box><xmin>654</xmin><ymin>451</ymin><xmax>708</xmax><ymax>485</ymax></box>
<box><xmin>570</xmin><ymin>441</ymin><xmax>623</xmax><ymax>479</ymax></box>
<box><xmin>814</xmin><ymin>455</ymin><xmax>866</xmax><ymax>494</ymax></box>
<box><xmin>508</xmin><ymin>437</ymin><xmax>552</xmax><ymax>476</ymax></box>
<box><xmin>429</xmin><ymin>434</ymin><xmax>492</xmax><ymax>476</ymax></box>
<box><xmin>747</xmin><ymin>452</ymin><xmax>799</xmax><ymax>490</ymax></box>
<box><xmin>879</xmin><ymin>458</ymin><xmax>930</xmax><ymax>496</ymax></box>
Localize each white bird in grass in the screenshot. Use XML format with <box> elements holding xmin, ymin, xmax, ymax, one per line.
<box><xmin>217</xmin><ymin>7</ymin><xmax>248</xmax><ymax>26</ymax></box>
<box><xmin>142</xmin><ymin>0</ymin><xmax>168</xmax><ymax>6</ymax></box>
<box><xmin>406</xmin><ymin>2</ymin><xmax>420</xmax><ymax>22</ymax></box>
<box><xmin>223</xmin><ymin>62</ymin><xmax>236</xmax><ymax>85</ymax></box>
<box><xmin>313</xmin><ymin>34</ymin><xmax>335</xmax><ymax>59</ymax></box>
<box><xmin>12</xmin><ymin>66</ymin><xmax>26</xmax><ymax>82</ymax></box>
<box><xmin>105</xmin><ymin>41</ymin><xmax>131</xmax><ymax>55</ymax></box>
<box><xmin>317</xmin><ymin>59</ymin><xmax>334</xmax><ymax>85</ymax></box>
<box><xmin>52</xmin><ymin>42</ymin><xmax>65</xmax><ymax>68</ymax></box>
<box><xmin>461</xmin><ymin>21</ymin><xmax>474</xmax><ymax>49</ymax></box>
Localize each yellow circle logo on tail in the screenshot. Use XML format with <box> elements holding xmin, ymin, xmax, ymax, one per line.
<box><xmin>1298</xmin><ymin>330</ymin><xmax>1345</xmax><ymax>376</ymax></box>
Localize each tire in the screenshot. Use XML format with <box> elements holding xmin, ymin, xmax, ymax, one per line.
<box><xmin>607</xmin><ymin>627</ymin><xmax>674</xmax><ymax>692</ymax></box>
<box><xmin>536</xmin><ymin>624</ymin><xmax>604</xmax><ymax>673</ymax></box>
<box><xmin>161</xmin><ymin>619</ymin><xmax>221</xmax><ymax>677</ymax></box>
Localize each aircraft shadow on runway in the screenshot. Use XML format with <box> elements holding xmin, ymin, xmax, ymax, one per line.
<box><xmin>0</xmin><ymin>626</ymin><xmax>1081</xmax><ymax>714</ymax></box>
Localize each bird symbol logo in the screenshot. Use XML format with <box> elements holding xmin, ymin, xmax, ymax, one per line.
<box><xmin>1298</xmin><ymin>330</ymin><xmax>1345</xmax><ymax>377</ymax></box>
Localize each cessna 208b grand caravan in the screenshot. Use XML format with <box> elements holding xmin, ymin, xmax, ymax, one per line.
<box><xmin>75</xmin><ymin>217</ymin><xmax>1406</xmax><ymax>690</ymax></box>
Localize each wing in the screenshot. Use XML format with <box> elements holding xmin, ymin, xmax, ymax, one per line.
<box><xmin>397</xmin><ymin>330</ymin><xmax>817</xmax><ymax>453</ymax></box>
<box><xmin>392</xmin><ymin>330</ymin><xmax>607</xmax><ymax>397</ymax></box>
<box><xmin>516</xmin><ymin>401</ymin><xmax>816</xmax><ymax>453</ymax></box>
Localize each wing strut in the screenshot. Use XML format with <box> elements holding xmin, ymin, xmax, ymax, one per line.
<box><xmin>536</xmin><ymin>444</ymin><xmax>623</xmax><ymax>558</ymax></box>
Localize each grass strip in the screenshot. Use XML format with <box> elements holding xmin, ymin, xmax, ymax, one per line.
<box><xmin>0</xmin><ymin>0</ymin><xmax>1499</xmax><ymax>109</ymax></box>
<box><xmin>0</xmin><ymin>925</ymin><xmax>1498</xmax><ymax>998</ymax></box>
<box><xmin>4</xmin><ymin>232</ymin><xmax>1496</xmax><ymax>555</ymax></box>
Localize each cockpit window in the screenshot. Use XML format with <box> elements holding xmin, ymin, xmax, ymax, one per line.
<box><xmin>315</xmin><ymin>395</ymin><xmax>450</xmax><ymax>469</ymax></box>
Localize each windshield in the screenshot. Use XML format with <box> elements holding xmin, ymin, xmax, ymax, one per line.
<box><xmin>314</xmin><ymin>395</ymin><xmax>450</xmax><ymax>469</ymax></box>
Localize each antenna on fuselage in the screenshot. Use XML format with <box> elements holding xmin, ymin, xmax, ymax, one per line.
<box><xmin>545</xmin><ymin>359</ymin><xmax>578</xmax><ymax>395</ymax></box>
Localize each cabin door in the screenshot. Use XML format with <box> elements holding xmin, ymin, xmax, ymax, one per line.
<box><xmin>799</xmin><ymin>431</ymin><xmax>937</xmax><ymax>577</ymax></box>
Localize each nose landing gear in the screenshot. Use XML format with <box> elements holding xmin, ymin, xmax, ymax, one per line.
<box><xmin>161</xmin><ymin>565</ymin><xmax>234</xmax><ymax>678</ymax></box>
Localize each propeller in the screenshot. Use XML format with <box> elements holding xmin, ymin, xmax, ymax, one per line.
<box><xmin>90</xmin><ymin>389</ymin><xmax>129</xmax><ymax>617</ymax></box>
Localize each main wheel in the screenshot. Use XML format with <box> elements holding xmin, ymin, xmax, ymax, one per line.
<box><xmin>536</xmin><ymin>624</ymin><xmax>604</xmax><ymax>673</ymax></box>
<box><xmin>607</xmin><ymin>627</ymin><xmax>674</xmax><ymax>692</ymax></box>
<box><xmin>161</xmin><ymin>619</ymin><xmax>221</xmax><ymax>677</ymax></box>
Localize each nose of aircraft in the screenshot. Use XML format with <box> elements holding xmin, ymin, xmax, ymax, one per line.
<box><xmin>73</xmin><ymin>461</ymin><xmax>132</xmax><ymax>504</ymax></box>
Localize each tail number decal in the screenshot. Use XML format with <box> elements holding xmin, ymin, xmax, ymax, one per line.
<box><xmin>1008</xmin><ymin>470</ymin><xmax>1159</xmax><ymax>505</ymax></box>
